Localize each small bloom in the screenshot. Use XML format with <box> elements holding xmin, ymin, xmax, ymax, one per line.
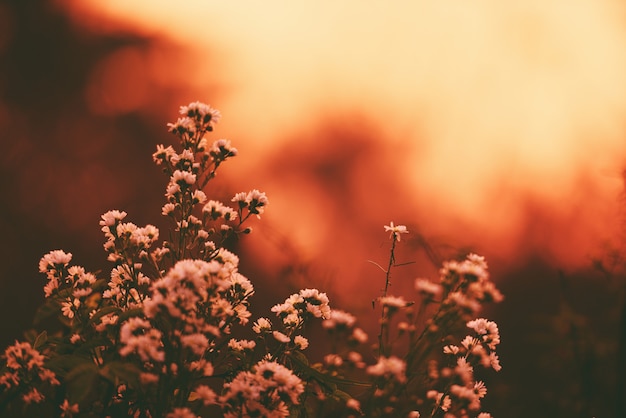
<box><xmin>415</xmin><ymin>278</ymin><xmax>442</xmax><ymax>299</ymax></box>
<box><xmin>380</xmin><ymin>295</ymin><xmax>409</xmax><ymax>309</ymax></box>
<box><xmin>162</xmin><ymin>203</ymin><xmax>176</xmax><ymax>216</ymax></box>
<box><xmin>39</xmin><ymin>250</ymin><xmax>72</xmax><ymax>274</ymax></box>
<box><xmin>140</xmin><ymin>372</ymin><xmax>159</xmax><ymax>385</ymax></box>
<box><xmin>252</xmin><ymin>317</ymin><xmax>272</xmax><ymax>334</ymax></box>
<box><xmin>172</xmin><ymin>170</ymin><xmax>196</xmax><ymax>186</ymax></box>
<box><xmin>245</xmin><ymin>189</ymin><xmax>269</xmax><ymax>216</ymax></box>
<box><xmin>99</xmin><ymin>210</ymin><xmax>127</xmax><ymax>228</ymax></box>
<box><xmin>346</xmin><ymin>398</ymin><xmax>360</xmax><ymax>410</ymax></box>
<box><xmin>194</xmin><ymin>385</ymin><xmax>218</xmax><ymax>406</ymax></box>
<box><xmin>228</xmin><ymin>339</ymin><xmax>256</xmax><ymax>351</ymax></box>
<box><xmin>210</xmin><ymin>139</ymin><xmax>238</xmax><ymax>160</ymax></box>
<box><xmin>324</xmin><ymin>353</ymin><xmax>343</xmax><ymax>367</ymax></box>
<box><xmin>60</xmin><ymin>399</ymin><xmax>79</xmax><ymax>417</ymax></box>
<box><xmin>384</xmin><ymin>222</ymin><xmax>408</xmax><ymax>241</ymax></box>
<box><xmin>61</xmin><ymin>298</ymin><xmax>80</xmax><ymax>319</ymax></box>
<box><xmin>179</xmin><ymin>101</ymin><xmax>221</xmax><ymax>126</ymax></box>
<box><xmin>366</xmin><ymin>356</ymin><xmax>406</xmax><ymax>383</ymax></box>
<box><xmin>322</xmin><ymin>310</ymin><xmax>356</xmax><ymax>330</ymax></box>
<box><xmin>180</xmin><ymin>333</ymin><xmax>209</xmax><ymax>356</ymax></box>
<box><xmin>166</xmin><ymin>407</ymin><xmax>199</xmax><ymax>418</ymax></box>
<box><xmin>153</xmin><ymin>144</ymin><xmax>178</xmax><ymax>165</ymax></box>
<box><xmin>273</xmin><ymin>331</ymin><xmax>290</xmax><ymax>344</ymax></box>
<box><xmin>22</xmin><ymin>388</ymin><xmax>44</xmax><ymax>404</ymax></box>
<box><xmin>293</xmin><ymin>335</ymin><xmax>308</xmax><ymax>350</ymax></box>
<box><xmin>351</xmin><ymin>328</ymin><xmax>368</xmax><ymax>343</ymax></box>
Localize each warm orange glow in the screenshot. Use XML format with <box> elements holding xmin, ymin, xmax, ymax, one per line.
<box><xmin>58</xmin><ymin>0</ymin><xmax>626</xmax><ymax>281</ymax></box>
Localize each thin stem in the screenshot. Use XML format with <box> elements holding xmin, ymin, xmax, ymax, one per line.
<box><xmin>378</xmin><ymin>234</ymin><xmax>398</xmax><ymax>357</ymax></box>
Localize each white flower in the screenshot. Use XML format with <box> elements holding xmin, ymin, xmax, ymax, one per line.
<box><xmin>119</xmin><ymin>317</ymin><xmax>164</xmax><ymax>362</ymax></box>
<box><xmin>99</xmin><ymin>210</ymin><xmax>127</xmax><ymax>228</ymax></box>
<box><xmin>194</xmin><ymin>385</ymin><xmax>217</xmax><ymax>406</ymax></box>
<box><xmin>324</xmin><ymin>353</ymin><xmax>343</xmax><ymax>367</ymax></box>
<box><xmin>346</xmin><ymin>398</ymin><xmax>360</xmax><ymax>410</ymax></box>
<box><xmin>384</xmin><ymin>222</ymin><xmax>408</xmax><ymax>241</ymax></box>
<box><xmin>366</xmin><ymin>356</ymin><xmax>406</xmax><ymax>383</ymax></box>
<box><xmin>22</xmin><ymin>388</ymin><xmax>44</xmax><ymax>404</ymax></box>
<box><xmin>351</xmin><ymin>328</ymin><xmax>368</xmax><ymax>343</ymax></box>
<box><xmin>172</xmin><ymin>170</ymin><xmax>196</xmax><ymax>186</ymax></box>
<box><xmin>322</xmin><ymin>309</ymin><xmax>356</xmax><ymax>329</ymax></box>
<box><xmin>228</xmin><ymin>339</ymin><xmax>256</xmax><ymax>351</ymax></box>
<box><xmin>245</xmin><ymin>189</ymin><xmax>269</xmax><ymax>215</ymax></box>
<box><xmin>293</xmin><ymin>335</ymin><xmax>308</xmax><ymax>350</ymax></box>
<box><xmin>415</xmin><ymin>278</ymin><xmax>442</xmax><ymax>299</ymax></box>
<box><xmin>467</xmin><ymin>318</ymin><xmax>501</xmax><ymax>349</ymax></box>
<box><xmin>166</xmin><ymin>407</ymin><xmax>199</xmax><ymax>418</ymax></box>
<box><xmin>60</xmin><ymin>399</ymin><xmax>79</xmax><ymax>417</ymax></box>
<box><xmin>272</xmin><ymin>331</ymin><xmax>290</xmax><ymax>343</ymax></box>
<box><xmin>252</xmin><ymin>317</ymin><xmax>272</xmax><ymax>334</ymax></box>
<box><xmin>38</xmin><ymin>250</ymin><xmax>72</xmax><ymax>274</ymax></box>
<box><xmin>179</xmin><ymin>101</ymin><xmax>221</xmax><ymax>125</ymax></box>
<box><xmin>166</xmin><ymin>117</ymin><xmax>196</xmax><ymax>136</ymax></box>
<box><xmin>180</xmin><ymin>334</ymin><xmax>209</xmax><ymax>356</ymax></box>
<box><xmin>61</xmin><ymin>298</ymin><xmax>80</xmax><ymax>319</ymax></box>
<box><xmin>210</xmin><ymin>139</ymin><xmax>238</xmax><ymax>159</ymax></box>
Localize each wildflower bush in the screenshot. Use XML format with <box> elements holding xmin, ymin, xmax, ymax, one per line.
<box><xmin>0</xmin><ymin>102</ymin><xmax>504</xmax><ymax>417</ymax></box>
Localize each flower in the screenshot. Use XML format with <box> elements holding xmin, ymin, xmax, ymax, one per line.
<box><xmin>272</xmin><ymin>331</ymin><xmax>290</xmax><ymax>344</ymax></box>
<box><xmin>99</xmin><ymin>210</ymin><xmax>127</xmax><ymax>228</ymax></box>
<box><xmin>22</xmin><ymin>388</ymin><xmax>44</xmax><ymax>404</ymax></box>
<box><xmin>366</xmin><ymin>356</ymin><xmax>407</xmax><ymax>383</ymax></box>
<box><xmin>415</xmin><ymin>278</ymin><xmax>443</xmax><ymax>299</ymax></box>
<box><xmin>252</xmin><ymin>317</ymin><xmax>272</xmax><ymax>334</ymax></box>
<box><xmin>322</xmin><ymin>310</ymin><xmax>356</xmax><ymax>330</ymax></box>
<box><xmin>228</xmin><ymin>339</ymin><xmax>256</xmax><ymax>351</ymax></box>
<box><xmin>179</xmin><ymin>101</ymin><xmax>221</xmax><ymax>126</ymax></box>
<box><xmin>380</xmin><ymin>295</ymin><xmax>409</xmax><ymax>309</ymax></box>
<box><xmin>384</xmin><ymin>222</ymin><xmax>408</xmax><ymax>241</ymax></box>
<box><xmin>166</xmin><ymin>407</ymin><xmax>199</xmax><ymax>418</ymax></box>
<box><xmin>293</xmin><ymin>335</ymin><xmax>308</xmax><ymax>350</ymax></box>
<box><xmin>38</xmin><ymin>249</ymin><xmax>72</xmax><ymax>274</ymax></box>
<box><xmin>210</xmin><ymin>139</ymin><xmax>238</xmax><ymax>160</ymax></box>
<box><xmin>346</xmin><ymin>398</ymin><xmax>360</xmax><ymax>410</ymax></box>
<box><xmin>60</xmin><ymin>399</ymin><xmax>79</xmax><ymax>417</ymax></box>
<box><xmin>6</xmin><ymin>103</ymin><xmax>505</xmax><ymax>418</ymax></box>
<box><xmin>203</xmin><ymin>200</ymin><xmax>237</xmax><ymax>221</ymax></box>
<box><xmin>119</xmin><ymin>317</ymin><xmax>165</xmax><ymax>362</ymax></box>
<box><xmin>194</xmin><ymin>385</ymin><xmax>217</xmax><ymax>406</ymax></box>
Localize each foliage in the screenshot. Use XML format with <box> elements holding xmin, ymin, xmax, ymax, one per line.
<box><xmin>0</xmin><ymin>102</ymin><xmax>503</xmax><ymax>418</ymax></box>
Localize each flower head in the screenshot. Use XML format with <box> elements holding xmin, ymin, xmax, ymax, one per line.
<box><xmin>384</xmin><ymin>222</ymin><xmax>408</xmax><ymax>241</ymax></box>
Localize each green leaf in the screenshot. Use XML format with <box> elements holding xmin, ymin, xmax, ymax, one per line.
<box><xmin>45</xmin><ymin>354</ymin><xmax>92</xmax><ymax>375</ymax></box>
<box><xmin>289</xmin><ymin>353</ymin><xmax>370</xmax><ymax>394</ymax></box>
<box><xmin>332</xmin><ymin>389</ymin><xmax>353</xmax><ymax>402</ymax></box>
<box><xmin>33</xmin><ymin>331</ymin><xmax>48</xmax><ymax>350</ymax></box>
<box><xmin>33</xmin><ymin>298</ymin><xmax>62</xmax><ymax>324</ymax></box>
<box><xmin>117</xmin><ymin>307</ymin><xmax>144</xmax><ymax>323</ymax></box>
<box><xmin>100</xmin><ymin>361</ymin><xmax>141</xmax><ymax>389</ymax></box>
<box><xmin>65</xmin><ymin>362</ymin><xmax>100</xmax><ymax>403</ymax></box>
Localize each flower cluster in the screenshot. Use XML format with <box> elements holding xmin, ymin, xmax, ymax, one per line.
<box><xmin>221</xmin><ymin>360</ymin><xmax>304</xmax><ymax>417</ymax></box>
<box><xmin>0</xmin><ymin>103</ymin><xmax>503</xmax><ymax>418</ymax></box>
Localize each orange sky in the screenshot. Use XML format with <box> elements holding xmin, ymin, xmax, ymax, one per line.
<box><xmin>56</xmin><ymin>1</ymin><xmax>626</xmax><ymax>288</ymax></box>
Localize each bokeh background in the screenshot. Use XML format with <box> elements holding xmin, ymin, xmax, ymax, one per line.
<box><xmin>2</xmin><ymin>0</ymin><xmax>626</xmax><ymax>416</ymax></box>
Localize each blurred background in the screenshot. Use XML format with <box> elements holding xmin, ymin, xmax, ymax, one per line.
<box><xmin>2</xmin><ymin>0</ymin><xmax>626</xmax><ymax>416</ymax></box>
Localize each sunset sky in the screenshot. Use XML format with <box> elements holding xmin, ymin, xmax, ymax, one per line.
<box><xmin>55</xmin><ymin>0</ymin><xmax>626</xmax><ymax>276</ymax></box>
